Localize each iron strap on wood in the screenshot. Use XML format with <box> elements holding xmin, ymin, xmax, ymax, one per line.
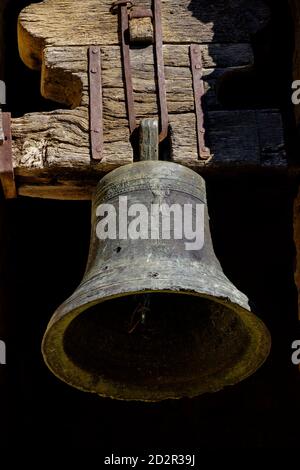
<box><xmin>111</xmin><ymin>0</ymin><xmax>168</xmax><ymax>142</ymax></box>
<box><xmin>190</xmin><ymin>44</ymin><xmax>210</xmax><ymax>160</ymax></box>
<box><xmin>0</xmin><ymin>112</ymin><xmax>17</xmax><ymax>198</ymax></box>
<box><xmin>111</xmin><ymin>0</ymin><xmax>137</xmax><ymax>135</ymax></box>
<box><xmin>89</xmin><ymin>46</ymin><xmax>103</xmax><ymax>161</ymax></box>
<box><xmin>153</xmin><ymin>0</ymin><xmax>168</xmax><ymax>142</ymax></box>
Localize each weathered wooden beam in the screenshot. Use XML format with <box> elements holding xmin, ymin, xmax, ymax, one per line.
<box><xmin>12</xmin><ymin>107</ymin><xmax>286</xmax><ymax>200</ymax></box>
<box><xmin>18</xmin><ymin>0</ymin><xmax>269</xmax><ymax>70</ymax></box>
<box><xmin>8</xmin><ymin>0</ymin><xmax>286</xmax><ymax>200</ymax></box>
<box><xmin>11</xmin><ymin>40</ymin><xmax>285</xmax><ymax>199</ymax></box>
<box><xmin>11</xmin><ymin>41</ymin><xmax>285</xmax><ymax>194</ymax></box>
<box><xmin>39</xmin><ymin>44</ymin><xmax>254</xmax><ymax>109</ymax></box>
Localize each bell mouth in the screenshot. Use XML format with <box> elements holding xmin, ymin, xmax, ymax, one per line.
<box><xmin>42</xmin><ymin>291</ymin><xmax>270</xmax><ymax>401</ymax></box>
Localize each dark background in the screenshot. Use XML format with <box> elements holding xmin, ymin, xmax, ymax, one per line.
<box><xmin>1</xmin><ymin>0</ymin><xmax>300</xmax><ymax>450</ymax></box>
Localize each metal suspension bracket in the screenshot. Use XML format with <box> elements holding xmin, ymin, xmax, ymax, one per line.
<box><xmin>190</xmin><ymin>44</ymin><xmax>210</xmax><ymax>160</ymax></box>
<box><xmin>0</xmin><ymin>112</ymin><xmax>17</xmax><ymax>199</ymax></box>
<box><xmin>89</xmin><ymin>46</ymin><xmax>103</xmax><ymax>161</ymax></box>
<box><xmin>111</xmin><ymin>0</ymin><xmax>169</xmax><ymax>143</ymax></box>
<box><xmin>139</xmin><ymin>118</ymin><xmax>159</xmax><ymax>161</ymax></box>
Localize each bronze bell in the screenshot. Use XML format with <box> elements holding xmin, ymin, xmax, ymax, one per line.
<box><xmin>42</xmin><ymin>160</ymin><xmax>271</xmax><ymax>401</ymax></box>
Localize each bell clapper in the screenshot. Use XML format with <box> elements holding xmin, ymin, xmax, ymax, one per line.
<box><xmin>128</xmin><ymin>294</ymin><xmax>150</xmax><ymax>334</ymax></box>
